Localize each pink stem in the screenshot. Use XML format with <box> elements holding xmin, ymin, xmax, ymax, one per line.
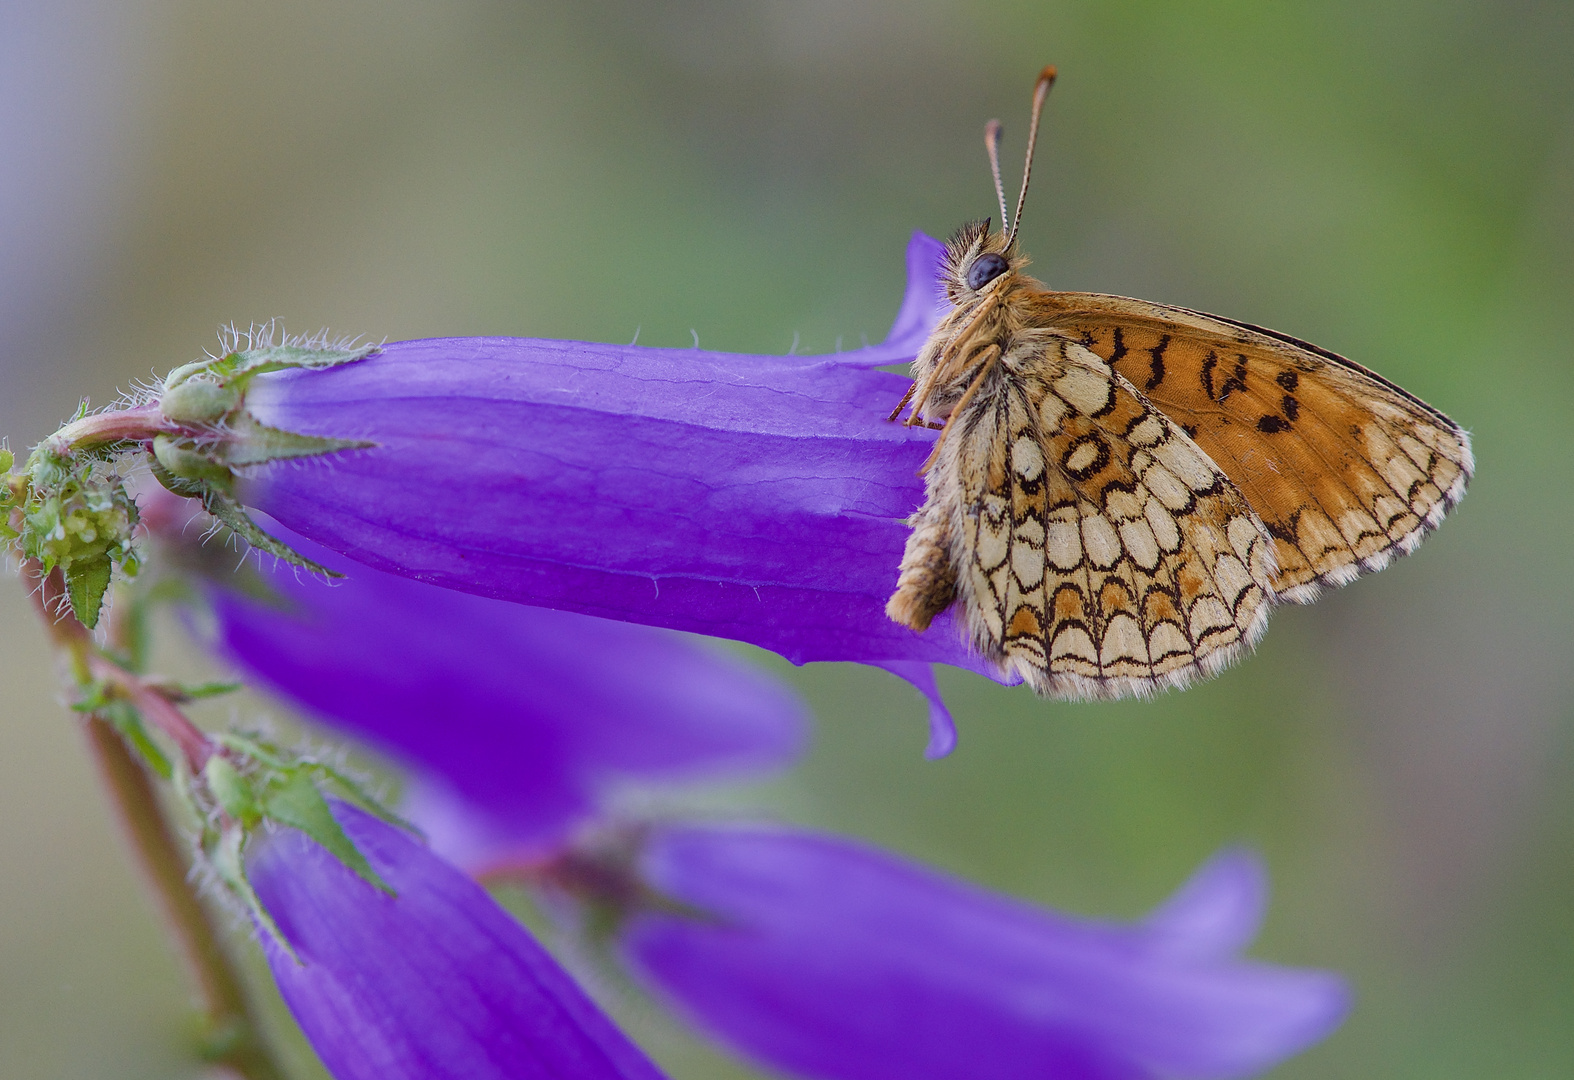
<box><xmin>49</xmin><ymin>403</ymin><xmax>173</xmax><ymax>451</ymax></box>
<box><xmin>86</xmin><ymin>654</ymin><xmax>214</xmax><ymax>771</ymax></box>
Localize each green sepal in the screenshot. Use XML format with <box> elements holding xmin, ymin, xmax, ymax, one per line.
<box><xmin>152</xmin><ymin>435</ymin><xmax>234</xmax><ymax>491</ymax></box>
<box><xmin>215</xmin><ymin>412</ymin><xmax>374</xmax><ymax>467</ymax></box>
<box><xmin>214</xmin><ymin>733</ymin><xmax>413</xmax><ymax>830</ymax></box>
<box><xmin>64</xmin><ymin>556</ymin><xmax>113</xmax><ymax>629</ymax></box>
<box><xmin>157</xmin><ymin>379</ymin><xmax>241</xmax><ymax>425</ymax></box>
<box><xmin>199</xmin><ymin>487</ymin><xmax>342</xmax><ymax>578</ymax></box>
<box><xmin>169</xmin><ymin>757</ymin><xmax>203</xmax><ymax>825</ymax></box>
<box><xmin>147</xmin><ymin>456</ymin><xmax>205</xmax><ymax>500</ymax></box>
<box><xmin>261</xmin><ymin>771</ymin><xmax>393</xmax><ymax>894</ymax></box>
<box><xmin>212</xmin><ymin>732</ymin><xmax>289</xmax><ymax>769</ymax></box>
<box><xmin>166</xmin><ymin>342</ymin><xmax>376</xmax><ymax>398</ymax></box>
<box><xmin>218</xmin><ymin>341</ymin><xmax>378</xmax><ymax>383</ymax></box>
<box><xmin>208</xmin><ymin>824</ymin><xmax>297</xmax><ymax>963</ymax></box>
<box><xmin>148</xmin><ymin>527</ymin><xmax>287</xmax><ymax>610</ymax></box>
<box><xmin>205</xmin><ymin>756</ymin><xmax>262</xmax><ymax>828</ymax></box>
<box><xmin>205</xmin><ymin>731</ymin><xmax>408</xmax><ymax>895</ymax></box>
<box><xmin>307</xmin><ymin>761</ymin><xmax>415</xmax><ymax>833</ymax></box>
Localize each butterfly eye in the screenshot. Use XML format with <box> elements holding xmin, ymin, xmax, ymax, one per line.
<box><xmin>966</xmin><ymin>252</ymin><xmax>1010</xmax><ymax>291</ymax></box>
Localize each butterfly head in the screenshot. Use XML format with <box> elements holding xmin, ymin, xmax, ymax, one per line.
<box><xmin>942</xmin><ymin>218</ymin><xmax>1025</xmax><ymax>305</ymax></box>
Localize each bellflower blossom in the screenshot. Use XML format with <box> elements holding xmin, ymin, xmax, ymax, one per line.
<box><xmin>603</xmin><ymin>826</ymin><xmax>1349</xmax><ymax>1080</ymax></box>
<box><xmin>158</xmin><ymin>507</ymin><xmax>807</xmax><ymax>853</ymax></box>
<box><xmin>247</xmin><ymin>800</ymin><xmax>670</xmax><ymax>1080</ymax></box>
<box><xmin>179</xmin><ymin>529</ymin><xmax>1350</xmax><ymax>1079</ymax></box>
<box><xmin>234</xmin><ymin>233</ymin><xmax>991</xmax><ymax>753</ymax></box>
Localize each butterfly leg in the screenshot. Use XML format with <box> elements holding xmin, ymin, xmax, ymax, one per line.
<box><xmin>892</xmin><ymin>292</ymin><xmax>1003</xmax><ymax>426</ymax></box>
<box><xmin>886</xmin><ymin>499</ymin><xmax>957</xmax><ymax>632</ymax></box>
<box><xmin>884</xmin><ymin>385</ymin><xmax>943</xmax><ymax>427</ymax></box>
<box><xmin>885</xmin><ymin>382</ymin><xmax>918</xmax><ymax>423</ymax></box>
<box><xmin>918</xmin><ymin>344</ymin><xmax>1002</xmax><ymax>474</ymax></box>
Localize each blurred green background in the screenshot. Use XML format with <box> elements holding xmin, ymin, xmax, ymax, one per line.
<box><xmin>3</xmin><ymin>2</ymin><xmax>1573</xmax><ymax>1077</ymax></box>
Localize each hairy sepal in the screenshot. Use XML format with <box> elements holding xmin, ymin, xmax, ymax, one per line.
<box><xmin>188</xmin><ymin>733</ymin><xmax>412</xmax><ymax>944</ymax></box>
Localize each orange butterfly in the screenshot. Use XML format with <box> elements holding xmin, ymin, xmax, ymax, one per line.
<box><xmin>887</xmin><ymin>67</ymin><xmax>1472</xmax><ymax>700</ymax></box>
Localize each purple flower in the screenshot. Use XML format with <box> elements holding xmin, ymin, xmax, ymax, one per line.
<box><xmin>174</xmin><ymin>513</ymin><xmax>807</xmax><ymax>852</ymax></box>
<box><xmin>235</xmin><ymin>232</ymin><xmax>1004</xmax><ymax>753</ymax></box>
<box><xmin>247</xmin><ymin>800</ymin><xmax>669</xmax><ymax>1080</ymax></box>
<box><xmin>605</xmin><ymin>826</ymin><xmax>1348</xmax><ymax>1080</ymax></box>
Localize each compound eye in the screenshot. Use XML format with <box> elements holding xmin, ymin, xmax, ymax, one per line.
<box><xmin>966</xmin><ymin>252</ymin><xmax>1009</xmax><ymax>291</ymax></box>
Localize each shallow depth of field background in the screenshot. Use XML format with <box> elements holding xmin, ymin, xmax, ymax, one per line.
<box><xmin>3</xmin><ymin>3</ymin><xmax>1573</xmax><ymax>1077</ymax></box>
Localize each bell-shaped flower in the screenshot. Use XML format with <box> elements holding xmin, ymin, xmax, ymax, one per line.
<box><xmin>227</xmin><ymin>233</ymin><xmax>993</xmax><ymax>753</ymax></box>
<box><xmin>567</xmin><ymin>825</ymin><xmax>1350</xmax><ymax>1080</ymax></box>
<box><xmin>247</xmin><ymin>799</ymin><xmax>670</xmax><ymax>1080</ymax></box>
<box><xmin>155</xmin><ymin>507</ymin><xmax>807</xmax><ymax>852</ymax></box>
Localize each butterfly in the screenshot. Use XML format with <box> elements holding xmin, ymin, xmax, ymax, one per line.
<box><xmin>885</xmin><ymin>67</ymin><xmax>1472</xmax><ymax>700</ymax></box>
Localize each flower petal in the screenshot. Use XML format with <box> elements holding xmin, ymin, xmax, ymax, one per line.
<box><xmin>248</xmin><ymin>801</ymin><xmax>668</xmax><ymax>1080</ymax></box>
<box><xmin>870</xmin><ymin>661</ymin><xmax>957</xmax><ymax>758</ymax></box>
<box><xmin>617</xmin><ymin>826</ymin><xmax>1349</xmax><ymax>1080</ymax></box>
<box><xmin>837</xmin><ymin>231</ymin><xmax>948</xmax><ymax>366</ymax></box>
<box><xmin>191</xmin><ymin>518</ymin><xmax>807</xmax><ymax>850</ymax></box>
<box><xmin>238</xmin><ymin>232</ymin><xmax>1008</xmax><ymax>685</ymax></box>
<box><xmin>1140</xmin><ymin>847</ymin><xmax>1268</xmax><ymax>961</ymax></box>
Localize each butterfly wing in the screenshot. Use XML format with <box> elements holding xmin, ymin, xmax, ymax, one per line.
<box><xmin>1039</xmin><ymin>294</ymin><xmax>1473</xmax><ymax>601</ymax></box>
<box><xmin>935</xmin><ymin>333</ymin><xmax>1276</xmax><ymax>699</ymax></box>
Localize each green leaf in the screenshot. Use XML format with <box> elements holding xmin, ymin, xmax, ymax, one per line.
<box><xmin>70</xmin><ymin>679</ymin><xmax>113</xmax><ymax>713</ymax></box>
<box><xmin>103</xmin><ymin>700</ymin><xmax>174</xmax><ymax>780</ymax></box>
<box><xmin>142</xmin><ymin>677</ymin><xmax>244</xmax><ymax>703</ymax></box>
<box><xmin>262</xmin><ymin>772</ymin><xmax>393</xmax><ymax>894</ymax></box>
<box><xmin>176</xmin><ymin>680</ymin><xmax>244</xmax><ymax>701</ymax></box>
<box><xmin>65</xmin><ymin>557</ymin><xmax>113</xmax><ymax>628</ymax></box>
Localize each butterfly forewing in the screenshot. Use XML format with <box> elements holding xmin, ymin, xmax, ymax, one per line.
<box><xmin>1039</xmin><ymin>294</ymin><xmax>1473</xmax><ymax>601</ymax></box>
<box><xmin>928</xmin><ymin>335</ymin><xmax>1276</xmax><ymax>699</ymax></box>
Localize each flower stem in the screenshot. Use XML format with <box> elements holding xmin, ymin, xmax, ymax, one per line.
<box><xmin>49</xmin><ymin>402</ymin><xmax>170</xmax><ymax>452</ymax></box>
<box><xmin>83</xmin><ymin>716</ymin><xmax>285</xmax><ymax>1080</ymax></box>
<box><xmin>22</xmin><ymin>560</ymin><xmax>285</xmax><ymax>1079</ymax></box>
<box><xmin>27</xmin><ymin>561</ymin><xmax>212</xmax><ymax>770</ymax></box>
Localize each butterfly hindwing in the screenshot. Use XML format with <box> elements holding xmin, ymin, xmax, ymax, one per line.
<box><xmin>932</xmin><ymin>333</ymin><xmax>1276</xmax><ymax>698</ymax></box>
<box><xmin>1037</xmin><ymin>294</ymin><xmax>1473</xmax><ymax>601</ymax></box>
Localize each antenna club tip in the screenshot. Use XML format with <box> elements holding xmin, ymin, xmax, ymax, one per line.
<box><xmin>1038</xmin><ymin>64</ymin><xmax>1058</xmax><ymax>85</ymax></box>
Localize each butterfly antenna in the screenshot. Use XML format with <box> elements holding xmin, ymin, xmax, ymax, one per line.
<box><xmin>1007</xmin><ymin>65</ymin><xmax>1057</xmax><ymax>247</ymax></box>
<box><xmin>984</xmin><ymin>119</ymin><xmax>1010</xmax><ymax>233</ymax></box>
